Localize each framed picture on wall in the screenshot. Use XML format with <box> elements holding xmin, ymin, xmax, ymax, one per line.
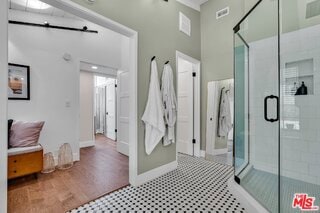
<box><xmin>8</xmin><ymin>63</ymin><xmax>30</xmax><ymax>100</ymax></box>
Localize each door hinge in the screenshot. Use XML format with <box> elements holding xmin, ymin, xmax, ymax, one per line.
<box><xmin>192</xmin><ymin>72</ymin><xmax>196</xmax><ymax>77</ymax></box>
<box><xmin>115</xmin><ymin>129</ymin><xmax>117</xmax><ymax>133</ymax></box>
<box><xmin>192</xmin><ymin>139</ymin><xmax>196</xmax><ymax>144</ymax></box>
<box><xmin>115</xmin><ymin>84</ymin><xmax>117</xmax><ymax>88</ymax></box>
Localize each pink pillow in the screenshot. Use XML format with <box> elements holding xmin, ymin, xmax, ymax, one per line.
<box><xmin>9</xmin><ymin>121</ymin><xmax>45</xmax><ymax>148</ymax></box>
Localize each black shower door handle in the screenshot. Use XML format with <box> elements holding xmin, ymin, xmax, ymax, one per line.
<box><xmin>264</xmin><ymin>95</ymin><xmax>279</xmax><ymax>122</ymax></box>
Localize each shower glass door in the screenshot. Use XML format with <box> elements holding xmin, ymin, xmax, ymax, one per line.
<box><xmin>280</xmin><ymin>0</ymin><xmax>320</xmax><ymax>212</ymax></box>
<box><xmin>234</xmin><ymin>0</ymin><xmax>280</xmax><ymax>212</ymax></box>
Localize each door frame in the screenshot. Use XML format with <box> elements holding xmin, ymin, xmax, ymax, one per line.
<box><xmin>79</xmin><ymin>65</ymin><xmax>117</xmax><ymax>149</ymax></box>
<box><xmin>176</xmin><ymin>51</ymin><xmax>201</xmax><ymax>158</ymax></box>
<box><xmin>1</xmin><ymin>1</ymin><xmax>139</xmax><ymax>212</ymax></box>
<box><xmin>78</xmin><ymin>68</ymin><xmax>119</xmax><ymax>146</ymax></box>
<box><xmin>41</xmin><ymin>0</ymin><xmax>139</xmax><ymax>186</ymax></box>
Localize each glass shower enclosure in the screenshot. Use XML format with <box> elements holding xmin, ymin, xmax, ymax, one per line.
<box><xmin>234</xmin><ymin>0</ymin><xmax>320</xmax><ymax>212</ymax></box>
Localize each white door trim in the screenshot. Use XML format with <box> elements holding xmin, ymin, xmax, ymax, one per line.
<box><xmin>40</xmin><ymin>0</ymin><xmax>139</xmax><ymax>187</ymax></box>
<box><xmin>0</xmin><ymin>0</ymin><xmax>8</xmax><ymax>212</ymax></box>
<box><xmin>176</xmin><ymin>51</ymin><xmax>201</xmax><ymax>158</ymax></box>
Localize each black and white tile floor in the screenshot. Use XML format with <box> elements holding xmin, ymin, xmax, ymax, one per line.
<box><xmin>69</xmin><ymin>155</ymin><xmax>245</xmax><ymax>213</ymax></box>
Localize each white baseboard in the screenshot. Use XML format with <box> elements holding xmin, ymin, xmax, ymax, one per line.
<box><xmin>73</xmin><ymin>152</ymin><xmax>80</xmax><ymax>161</ymax></box>
<box><xmin>228</xmin><ymin>178</ymin><xmax>268</xmax><ymax>213</ymax></box>
<box><xmin>213</xmin><ymin>148</ymin><xmax>228</xmax><ymax>155</ymax></box>
<box><xmin>133</xmin><ymin>160</ymin><xmax>178</xmax><ymax>186</ymax></box>
<box><xmin>79</xmin><ymin>140</ymin><xmax>95</xmax><ymax>148</ymax></box>
<box><xmin>200</xmin><ymin>150</ymin><xmax>206</xmax><ymax>158</ymax></box>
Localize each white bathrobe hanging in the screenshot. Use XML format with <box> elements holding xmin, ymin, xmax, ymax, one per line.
<box><xmin>161</xmin><ymin>63</ymin><xmax>177</xmax><ymax>146</ymax></box>
<box><xmin>218</xmin><ymin>88</ymin><xmax>232</xmax><ymax>137</ymax></box>
<box><xmin>142</xmin><ymin>60</ymin><xmax>166</xmax><ymax>155</ymax></box>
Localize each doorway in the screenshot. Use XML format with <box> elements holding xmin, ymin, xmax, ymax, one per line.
<box><xmin>176</xmin><ymin>51</ymin><xmax>200</xmax><ymax>157</ymax></box>
<box><xmin>79</xmin><ymin>61</ymin><xmax>119</xmax><ymax>150</ymax></box>
<box><xmin>205</xmin><ymin>79</ymin><xmax>234</xmax><ymax>166</ymax></box>
<box><xmin>94</xmin><ymin>75</ymin><xmax>117</xmax><ymax>141</ymax></box>
<box><xmin>3</xmin><ymin>0</ymin><xmax>138</xmax><ymax>211</ymax></box>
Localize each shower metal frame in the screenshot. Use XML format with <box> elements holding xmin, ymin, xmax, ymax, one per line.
<box><xmin>232</xmin><ymin>0</ymin><xmax>281</xmax><ymax>212</ymax></box>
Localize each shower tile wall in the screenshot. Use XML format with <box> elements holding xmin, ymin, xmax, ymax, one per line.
<box><xmin>248</xmin><ymin>24</ymin><xmax>320</xmax><ymax>185</ymax></box>
<box><xmin>249</xmin><ymin>35</ymin><xmax>279</xmax><ymax>175</ymax></box>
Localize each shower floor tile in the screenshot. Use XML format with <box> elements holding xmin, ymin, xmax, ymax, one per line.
<box><xmin>241</xmin><ymin>168</ymin><xmax>320</xmax><ymax>213</ymax></box>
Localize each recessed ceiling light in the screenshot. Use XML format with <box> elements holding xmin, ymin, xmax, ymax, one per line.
<box><xmin>26</xmin><ymin>0</ymin><xmax>51</xmax><ymax>10</ymax></box>
<box><xmin>92</xmin><ymin>66</ymin><xmax>98</xmax><ymax>70</ymax></box>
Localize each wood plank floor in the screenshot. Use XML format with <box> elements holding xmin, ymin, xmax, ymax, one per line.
<box><xmin>8</xmin><ymin>134</ymin><xmax>129</xmax><ymax>213</ymax></box>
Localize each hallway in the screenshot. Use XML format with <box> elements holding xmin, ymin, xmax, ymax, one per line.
<box><xmin>8</xmin><ymin>135</ymin><xmax>129</xmax><ymax>213</ymax></box>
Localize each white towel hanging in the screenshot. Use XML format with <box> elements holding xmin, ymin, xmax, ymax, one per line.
<box><xmin>141</xmin><ymin>59</ymin><xmax>166</xmax><ymax>155</ymax></box>
<box><xmin>161</xmin><ymin>63</ymin><xmax>177</xmax><ymax>146</ymax></box>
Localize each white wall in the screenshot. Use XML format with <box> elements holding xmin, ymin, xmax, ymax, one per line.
<box><xmin>249</xmin><ymin>24</ymin><xmax>320</xmax><ymax>185</ymax></box>
<box><xmin>79</xmin><ymin>71</ymin><xmax>94</xmax><ymax>143</ymax></box>
<box><xmin>8</xmin><ymin>9</ymin><xmax>126</xmax><ymax>160</ymax></box>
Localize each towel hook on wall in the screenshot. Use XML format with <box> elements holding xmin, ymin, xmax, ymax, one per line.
<box><xmin>151</xmin><ymin>56</ymin><xmax>156</xmax><ymax>61</ymax></box>
<box><xmin>165</xmin><ymin>61</ymin><xmax>169</xmax><ymax>64</ymax></box>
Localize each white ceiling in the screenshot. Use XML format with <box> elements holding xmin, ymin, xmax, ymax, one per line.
<box><xmin>9</xmin><ymin>0</ymin><xmax>209</xmax><ymax>19</ymax></box>
<box><xmin>9</xmin><ymin>0</ymin><xmax>78</xmax><ymax>19</ymax></box>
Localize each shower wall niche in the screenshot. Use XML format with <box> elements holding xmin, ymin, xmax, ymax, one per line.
<box><xmin>284</xmin><ymin>59</ymin><xmax>314</xmax><ymax>96</ymax></box>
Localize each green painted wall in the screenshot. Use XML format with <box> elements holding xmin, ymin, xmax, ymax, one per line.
<box><xmin>71</xmin><ymin>0</ymin><xmax>201</xmax><ymax>174</ymax></box>
<box><xmin>200</xmin><ymin>0</ymin><xmax>245</xmax><ymax>150</ymax></box>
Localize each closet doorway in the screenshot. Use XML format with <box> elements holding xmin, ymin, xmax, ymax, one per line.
<box><xmin>176</xmin><ymin>51</ymin><xmax>200</xmax><ymax>157</ymax></box>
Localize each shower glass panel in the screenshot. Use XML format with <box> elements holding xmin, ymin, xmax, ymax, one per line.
<box><xmin>234</xmin><ymin>0</ymin><xmax>320</xmax><ymax>212</ymax></box>
<box><xmin>234</xmin><ymin>32</ymin><xmax>249</xmax><ymax>176</ymax></box>
<box><xmin>280</xmin><ymin>0</ymin><xmax>320</xmax><ymax>212</ymax></box>
<box><xmin>233</xmin><ymin>0</ymin><xmax>280</xmax><ymax>212</ymax></box>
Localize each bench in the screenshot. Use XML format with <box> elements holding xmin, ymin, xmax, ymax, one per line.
<box><xmin>8</xmin><ymin>145</ymin><xmax>43</xmax><ymax>179</ymax></box>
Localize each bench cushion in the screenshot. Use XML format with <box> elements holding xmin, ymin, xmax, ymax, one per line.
<box><xmin>8</xmin><ymin>145</ymin><xmax>43</xmax><ymax>156</ymax></box>
<box><xmin>9</xmin><ymin>121</ymin><xmax>45</xmax><ymax>148</ymax></box>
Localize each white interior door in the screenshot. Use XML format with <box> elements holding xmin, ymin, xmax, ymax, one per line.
<box><xmin>117</xmin><ymin>71</ymin><xmax>129</xmax><ymax>156</ymax></box>
<box><xmin>105</xmin><ymin>78</ymin><xmax>116</xmax><ymax>140</ymax></box>
<box><xmin>177</xmin><ymin>58</ymin><xmax>194</xmax><ymax>155</ymax></box>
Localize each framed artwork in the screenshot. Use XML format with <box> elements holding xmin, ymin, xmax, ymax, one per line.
<box><xmin>8</xmin><ymin>63</ymin><xmax>30</xmax><ymax>100</ymax></box>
